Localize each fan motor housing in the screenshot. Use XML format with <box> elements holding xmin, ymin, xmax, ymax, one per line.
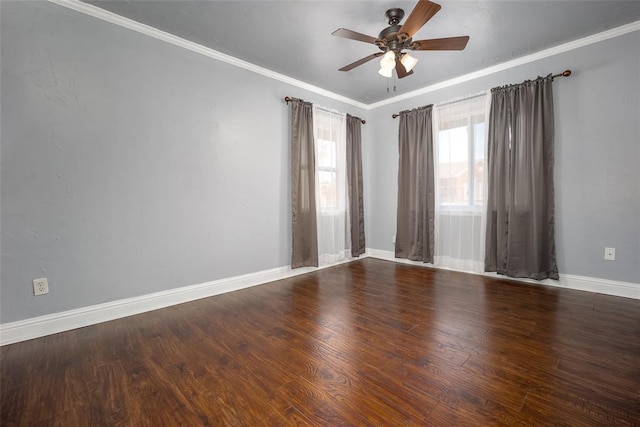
<box><xmin>375</xmin><ymin>8</ymin><xmax>412</xmax><ymax>51</ymax></box>
<box><xmin>376</xmin><ymin>24</ymin><xmax>412</xmax><ymax>51</ymax></box>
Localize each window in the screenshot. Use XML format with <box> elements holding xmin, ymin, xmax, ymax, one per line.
<box><xmin>436</xmin><ymin>104</ymin><xmax>486</xmax><ymax>209</ymax></box>
<box><xmin>312</xmin><ymin>105</ymin><xmax>350</xmax><ymax>265</ymax></box>
<box><xmin>432</xmin><ymin>93</ymin><xmax>489</xmax><ymax>273</ymax></box>
<box><xmin>316</xmin><ymin>138</ymin><xmax>338</xmax><ymax>210</ymax></box>
<box><xmin>313</xmin><ymin>108</ymin><xmax>346</xmax><ymax>214</ymax></box>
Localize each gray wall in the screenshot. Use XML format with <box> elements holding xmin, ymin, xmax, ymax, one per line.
<box><xmin>0</xmin><ymin>1</ymin><xmax>367</xmax><ymax>323</ymax></box>
<box><xmin>367</xmin><ymin>31</ymin><xmax>640</xmax><ymax>284</ymax></box>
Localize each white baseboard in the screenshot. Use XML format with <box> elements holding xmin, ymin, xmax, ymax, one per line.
<box><xmin>0</xmin><ymin>263</ymin><xmax>327</xmax><ymax>346</ymax></box>
<box><xmin>2</xmin><ymin>249</ymin><xmax>637</xmax><ymax>345</ymax></box>
<box><xmin>367</xmin><ymin>248</ymin><xmax>640</xmax><ymax>300</ymax></box>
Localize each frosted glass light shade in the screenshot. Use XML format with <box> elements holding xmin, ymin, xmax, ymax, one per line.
<box><xmin>401</xmin><ymin>53</ymin><xmax>418</xmax><ymax>72</ymax></box>
<box><xmin>379</xmin><ymin>51</ymin><xmax>396</xmax><ymax>70</ymax></box>
<box><xmin>378</xmin><ymin>67</ymin><xmax>393</xmax><ymax>78</ymax></box>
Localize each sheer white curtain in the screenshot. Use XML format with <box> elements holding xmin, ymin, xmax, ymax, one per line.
<box><xmin>312</xmin><ymin>105</ymin><xmax>351</xmax><ymax>266</ymax></box>
<box><xmin>433</xmin><ymin>92</ymin><xmax>491</xmax><ymax>273</ymax></box>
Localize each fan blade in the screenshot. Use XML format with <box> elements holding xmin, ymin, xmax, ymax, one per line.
<box><xmin>395</xmin><ymin>57</ymin><xmax>414</xmax><ymax>79</ymax></box>
<box><xmin>397</xmin><ymin>0</ymin><xmax>441</xmax><ymax>42</ymax></box>
<box><xmin>332</xmin><ymin>28</ymin><xmax>378</xmax><ymax>45</ymax></box>
<box><xmin>339</xmin><ymin>52</ymin><xmax>384</xmax><ymax>72</ymax></box>
<box><xmin>410</xmin><ymin>36</ymin><xmax>470</xmax><ymax>51</ymax></box>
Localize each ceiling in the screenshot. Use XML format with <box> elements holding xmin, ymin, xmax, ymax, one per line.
<box><xmin>84</xmin><ymin>1</ymin><xmax>640</xmax><ymax>105</ymax></box>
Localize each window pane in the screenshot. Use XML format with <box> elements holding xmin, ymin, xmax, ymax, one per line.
<box><xmin>317</xmin><ymin>139</ymin><xmax>336</xmax><ymax>168</ymax></box>
<box><xmin>318</xmin><ymin>170</ymin><xmax>337</xmax><ymax>209</ymax></box>
<box><xmin>438</xmin><ymin>126</ymin><xmax>469</xmax><ymax>205</ymax></box>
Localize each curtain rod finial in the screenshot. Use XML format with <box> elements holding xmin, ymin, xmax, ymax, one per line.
<box><xmin>553</xmin><ymin>69</ymin><xmax>572</xmax><ymax>79</ymax></box>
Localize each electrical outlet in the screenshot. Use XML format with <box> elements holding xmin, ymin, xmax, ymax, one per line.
<box><xmin>604</xmin><ymin>247</ymin><xmax>616</xmax><ymax>261</ymax></box>
<box><xmin>33</xmin><ymin>278</ymin><xmax>49</xmax><ymax>296</ymax></box>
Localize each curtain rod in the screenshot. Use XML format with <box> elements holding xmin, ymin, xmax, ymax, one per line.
<box><xmin>391</xmin><ymin>69</ymin><xmax>572</xmax><ymax>119</ymax></box>
<box><xmin>284</xmin><ymin>96</ymin><xmax>366</xmax><ymax>124</ymax></box>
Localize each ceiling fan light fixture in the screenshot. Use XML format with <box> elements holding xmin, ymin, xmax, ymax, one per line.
<box><xmin>378</xmin><ymin>66</ymin><xmax>393</xmax><ymax>78</ymax></box>
<box><xmin>332</xmin><ymin>1</ymin><xmax>470</xmax><ymax>80</ymax></box>
<box><xmin>401</xmin><ymin>52</ymin><xmax>418</xmax><ymax>72</ymax></box>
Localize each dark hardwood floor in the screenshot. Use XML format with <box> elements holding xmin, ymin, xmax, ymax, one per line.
<box><xmin>2</xmin><ymin>258</ymin><xmax>639</xmax><ymax>426</ymax></box>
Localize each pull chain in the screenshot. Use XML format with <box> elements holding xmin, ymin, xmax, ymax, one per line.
<box><xmin>386</xmin><ymin>75</ymin><xmax>398</xmax><ymax>93</ymax></box>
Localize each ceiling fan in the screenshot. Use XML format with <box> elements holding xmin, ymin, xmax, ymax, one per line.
<box><xmin>332</xmin><ymin>0</ymin><xmax>469</xmax><ymax>78</ymax></box>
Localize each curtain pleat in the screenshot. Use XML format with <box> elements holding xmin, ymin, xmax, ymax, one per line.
<box><xmin>291</xmin><ymin>99</ymin><xmax>318</xmax><ymax>268</ymax></box>
<box><xmin>346</xmin><ymin>114</ymin><xmax>366</xmax><ymax>257</ymax></box>
<box><xmin>396</xmin><ymin>105</ymin><xmax>435</xmax><ymax>263</ymax></box>
<box><xmin>485</xmin><ymin>75</ymin><xmax>558</xmax><ymax>280</ymax></box>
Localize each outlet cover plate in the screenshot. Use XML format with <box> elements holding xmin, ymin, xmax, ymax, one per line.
<box><xmin>33</xmin><ymin>278</ymin><xmax>49</xmax><ymax>296</ymax></box>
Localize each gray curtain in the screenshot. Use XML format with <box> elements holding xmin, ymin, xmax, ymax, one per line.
<box><xmin>290</xmin><ymin>99</ymin><xmax>318</xmax><ymax>268</ymax></box>
<box><xmin>395</xmin><ymin>105</ymin><xmax>435</xmax><ymax>263</ymax></box>
<box><xmin>346</xmin><ymin>114</ymin><xmax>366</xmax><ymax>257</ymax></box>
<box><xmin>485</xmin><ymin>75</ymin><xmax>559</xmax><ymax>280</ymax></box>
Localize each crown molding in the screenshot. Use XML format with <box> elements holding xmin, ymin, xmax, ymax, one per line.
<box><xmin>47</xmin><ymin>1</ymin><xmax>639</xmax><ymax>110</ymax></box>
<box><xmin>47</xmin><ymin>0</ymin><xmax>369</xmax><ymax>110</ymax></box>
